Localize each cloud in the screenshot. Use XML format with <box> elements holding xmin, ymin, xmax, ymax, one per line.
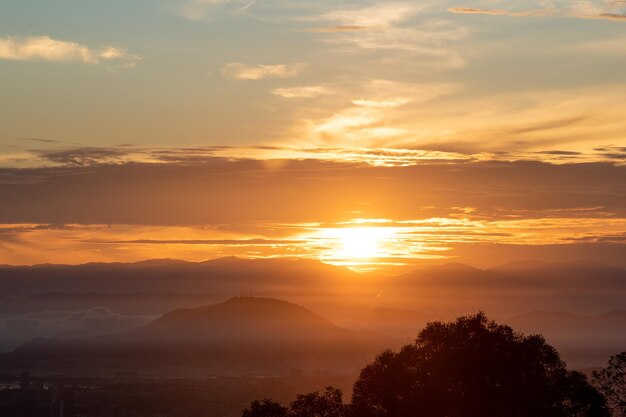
<box><xmin>171</xmin><ymin>0</ymin><xmax>257</xmax><ymax>20</ymax></box>
<box><xmin>0</xmin><ymin>156</ymin><xmax>625</xmax><ymax>267</ymax></box>
<box><xmin>307</xmin><ymin>26</ymin><xmax>369</xmax><ymax>33</ymax></box>
<box><xmin>272</xmin><ymin>85</ymin><xmax>334</xmax><ymax>98</ymax></box>
<box><xmin>448</xmin><ymin>7</ymin><xmax>555</xmax><ymax>17</ymax></box>
<box><xmin>448</xmin><ymin>7</ymin><xmax>508</xmax><ymax>15</ymax></box>
<box><xmin>221</xmin><ymin>62</ymin><xmax>306</xmax><ymax>80</ymax></box>
<box><xmin>81</xmin><ymin>238</ymin><xmax>306</xmax><ymax>245</ymax></box>
<box><xmin>448</xmin><ymin>1</ymin><xmax>626</xmax><ymax>22</ymax></box>
<box><xmin>307</xmin><ymin>3</ymin><xmax>469</xmax><ymax>67</ymax></box>
<box><xmin>317</xmin><ymin>3</ymin><xmax>422</xmax><ymax>28</ymax></box>
<box><xmin>0</xmin><ymin>36</ymin><xmax>140</xmax><ymax>66</ymax></box>
<box><xmin>34</xmin><ymin>147</ymin><xmax>129</xmax><ymax>166</ymax></box>
<box><xmin>21</xmin><ymin>138</ymin><xmax>60</xmax><ymax>144</ymax></box>
<box><xmin>297</xmin><ymin>80</ymin><xmax>459</xmax><ymax>148</ymax></box>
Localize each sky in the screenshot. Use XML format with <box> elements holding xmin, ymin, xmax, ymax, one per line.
<box><xmin>1</xmin><ymin>0</ymin><xmax>625</xmax><ymax>270</ymax></box>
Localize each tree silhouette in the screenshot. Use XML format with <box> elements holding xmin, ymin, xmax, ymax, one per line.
<box><xmin>241</xmin><ymin>388</ymin><xmax>346</xmax><ymax>417</ymax></box>
<box><xmin>289</xmin><ymin>387</ymin><xmax>346</xmax><ymax>417</ymax></box>
<box><xmin>242</xmin><ymin>313</ymin><xmax>610</xmax><ymax>417</ymax></box>
<box><xmin>242</xmin><ymin>399</ymin><xmax>289</xmax><ymax>417</ymax></box>
<box><xmin>351</xmin><ymin>313</ymin><xmax>609</xmax><ymax>417</ymax></box>
<box><xmin>593</xmin><ymin>352</ymin><xmax>625</xmax><ymax>416</ymax></box>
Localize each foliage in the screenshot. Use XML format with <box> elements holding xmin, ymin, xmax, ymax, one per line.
<box><xmin>243</xmin><ymin>313</ymin><xmax>611</xmax><ymax>417</ymax></box>
<box><xmin>593</xmin><ymin>352</ymin><xmax>626</xmax><ymax>417</ymax></box>
<box><xmin>290</xmin><ymin>387</ymin><xmax>345</xmax><ymax>417</ymax></box>
<box><xmin>242</xmin><ymin>399</ymin><xmax>289</xmax><ymax>417</ymax></box>
<box><xmin>242</xmin><ymin>387</ymin><xmax>346</xmax><ymax>417</ymax></box>
<box><xmin>351</xmin><ymin>312</ymin><xmax>608</xmax><ymax>417</ymax></box>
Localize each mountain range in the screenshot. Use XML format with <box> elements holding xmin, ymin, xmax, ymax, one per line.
<box><xmin>0</xmin><ymin>257</ymin><xmax>624</xmax><ymax>317</ymax></box>
<box><xmin>0</xmin><ymin>257</ymin><xmax>623</xmax><ymax>371</ymax></box>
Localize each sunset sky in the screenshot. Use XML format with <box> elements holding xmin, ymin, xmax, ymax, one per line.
<box><xmin>1</xmin><ymin>0</ymin><xmax>625</xmax><ymax>270</ymax></box>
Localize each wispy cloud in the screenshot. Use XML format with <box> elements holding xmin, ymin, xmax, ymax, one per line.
<box><xmin>448</xmin><ymin>7</ymin><xmax>508</xmax><ymax>15</ymax></box>
<box><xmin>448</xmin><ymin>7</ymin><xmax>555</xmax><ymax>17</ymax></box>
<box><xmin>449</xmin><ymin>0</ymin><xmax>626</xmax><ymax>22</ymax></box>
<box><xmin>272</xmin><ymin>85</ymin><xmax>334</xmax><ymax>98</ymax></box>
<box><xmin>171</xmin><ymin>0</ymin><xmax>255</xmax><ymax>20</ymax></box>
<box><xmin>306</xmin><ymin>26</ymin><xmax>369</xmax><ymax>33</ymax></box>
<box><xmin>317</xmin><ymin>3</ymin><xmax>423</xmax><ymax>28</ymax></box>
<box><xmin>0</xmin><ymin>36</ymin><xmax>140</xmax><ymax>66</ymax></box>
<box><xmin>222</xmin><ymin>62</ymin><xmax>306</xmax><ymax>80</ymax></box>
<box><xmin>293</xmin><ymin>80</ymin><xmax>459</xmax><ymax>148</ymax></box>
<box><xmin>306</xmin><ymin>3</ymin><xmax>469</xmax><ymax>67</ymax></box>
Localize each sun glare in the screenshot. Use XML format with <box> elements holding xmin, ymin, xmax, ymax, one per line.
<box><xmin>330</xmin><ymin>227</ymin><xmax>395</xmax><ymax>260</ymax></box>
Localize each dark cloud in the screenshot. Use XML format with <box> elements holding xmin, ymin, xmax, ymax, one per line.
<box><xmin>0</xmin><ymin>224</ymin><xmax>74</xmax><ymax>234</ymax></box>
<box><xmin>81</xmin><ymin>238</ymin><xmax>307</xmax><ymax>245</ymax></box>
<box><xmin>571</xmin><ymin>233</ymin><xmax>626</xmax><ymax>243</ymax></box>
<box><xmin>34</xmin><ymin>147</ymin><xmax>128</xmax><ymax>166</ymax></box>
<box><xmin>596</xmin><ymin>12</ymin><xmax>626</xmax><ymax>21</ymax></box>
<box><xmin>21</xmin><ymin>138</ymin><xmax>60</xmax><ymax>144</ymax></box>
<box><xmin>592</xmin><ymin>145</ymin><xmax>626</xmax><ymax>161</ymax></box>
<box><xmin>0</xmin><ymin>158</ymin><xmax>624</xmax><ymax>225</ymax></box>
<box><xmin>535</xmin><ymin>150</ymin><xmax>582</xmax><ymax>156</ymax></box>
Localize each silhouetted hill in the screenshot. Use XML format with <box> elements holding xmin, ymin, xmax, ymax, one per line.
<box><xmin>138</xmin><ymin>297</ymin><xmax>349</xmax><ymax>342</ymax></box>
<box><xmin>4</xmin><ymin>297</ymin><xmax>388</xmax><ymax>375</ymax></box>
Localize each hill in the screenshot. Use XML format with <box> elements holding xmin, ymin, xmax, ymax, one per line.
<box><xmin>4</xmin><ymin>297</ymin><xmax>388</xmax><ymax>376</ymax></box>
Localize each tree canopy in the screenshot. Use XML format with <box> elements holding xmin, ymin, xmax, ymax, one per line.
<box><xmin>242</xmin><ymin>387</ymin><xmax>345</xmax><ymax>417</ymax></box>
<box><xmin>593</xmin><ymin>352</ymin><xmax>625</xmax><ymax>417</ymax></box>
<box><xmin>243</xmin><ymin>313</ymin><xmax>610</xmax><ymax>417</ymax></box>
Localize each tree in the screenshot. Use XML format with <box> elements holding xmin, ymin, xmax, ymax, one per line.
<box><xmin>351</xmin><ymin>313</ymin><xmax>609</xmax><ymax>417</ymax></box>
<box><xmin>290</xmin><ymin>387</ymin><xmax>346</xmax><ymax>417</ymax></box>
<box><xmin>593</xmin><ymin>352</ymin><xmax>626</xmax><ymax>416</ymax></box>
<box><xmin>242</xmin><ymin>399</ymin><xmax>289</xmax><ymax>417</ymax></box>
<box><xmin>241</xmin><ymin>388</ymin><xmax>346</xmax><ymax>417</ymax></box>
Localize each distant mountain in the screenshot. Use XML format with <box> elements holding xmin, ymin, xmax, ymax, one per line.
<box><xmin>0</xmin><ymin>257</ymin><xmax>624</xmax><ymax>326</ymax></box>
<box><xmin>490</xmin><ymin>259</ymin><xmax>626</xmax><ymax>287</ymax></box>
<box><xmin>382</xmin><ymin>260</ymin><xmax>626</xmax><ymax>315</ymax></box>
<box><xmin>4</xmin><ymin>297</ymin><xmax>389</xmax><ymax>375</ymax></box>
<box><xmin>507</xmin><ymin>310</ymin><xmax>626</xmax><ymax>349</ymax></box>
<box><xmin>392</xmin><ymin>263</ymin><xmax>508</xmax><ymax>287</ymax></box>
<box><xmin>0</xmin><ymin>257</ymin><xmax>359</xmax><ymax>297</ymax></box>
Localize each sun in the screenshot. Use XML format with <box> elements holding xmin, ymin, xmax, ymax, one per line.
<box><xmin>334</xmin><ymin>227</ymin><xmax>393</xmax><ymax>260</ymax></box>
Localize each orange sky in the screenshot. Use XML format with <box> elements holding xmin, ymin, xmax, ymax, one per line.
<box><xmin>1</xmin><ymin>158</ymin><xmax>624</xmax><ymax>270</ymax></box>
<box><xmin>1</xmin><ymin>0</ymin><xmax>625</xmax><ymax>269</ymax></box>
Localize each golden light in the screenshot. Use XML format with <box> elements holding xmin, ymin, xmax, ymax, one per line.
<box><xmin>325</xmin><ymin>227</ymin><xmax>396</xmax><ymax>260</ymax></box>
